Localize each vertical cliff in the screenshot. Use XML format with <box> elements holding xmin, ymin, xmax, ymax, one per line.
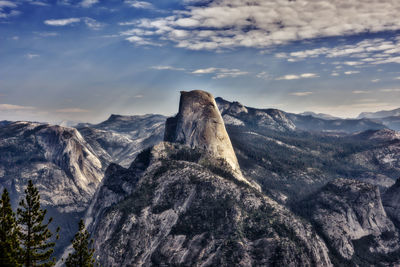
<box><xmin>164</xmin><ymin>90</ymin><xmax>244</xmax><ymax>179</ymax></box>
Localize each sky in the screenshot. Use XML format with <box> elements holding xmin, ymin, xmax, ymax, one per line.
<box><xmin>1</xmin><ymin>0</ymin><xmax>400</xmax><ymax>123</ymax></box>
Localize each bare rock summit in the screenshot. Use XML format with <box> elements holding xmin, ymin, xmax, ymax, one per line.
<box><xmin>164</xmin><ymin>90</ymin><xmax>252</xmax><ymax>185</ymax></box>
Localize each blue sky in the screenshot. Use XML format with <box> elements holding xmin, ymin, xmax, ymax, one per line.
<box><xmin>1</xmin><ymin>0</ymin><xmax>400</xmax><ymax>123</ymax></box>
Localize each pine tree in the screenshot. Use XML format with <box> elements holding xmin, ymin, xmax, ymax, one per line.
<box><xmin>0</xmin><ymin>188</ymin><xmax>21</xmax><ymax>267</ymax></box>
<box><xmin>17</xmin><ymin>180</ymin><xmax>59</xmax><ymax>267</ymax></box>
<box><xmin>65</xmin><ymin>219</ymin><xmax>96</xmax><ymax>267</ymax></box>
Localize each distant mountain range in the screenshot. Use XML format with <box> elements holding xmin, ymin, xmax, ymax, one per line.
<box><xmin>1</xmin><ymin>94</ymin><xmax>400</xmax><ymax>266</ymax></box>
<box><xmin>299</xmin><ymin>111</ymin><xmax>340</xmax><ymax>120</ymax></box>
<box><xmin>298</xmin><ymin>107</ymin><xmax>400</xmax><ymax>131</ymax></box>
<box><xmin>358</xmin><ymin>107</ymin><xmax>400</xmax><ymax>119</ymax></box>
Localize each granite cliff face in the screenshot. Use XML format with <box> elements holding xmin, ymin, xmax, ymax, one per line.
<box><xmin>0</xmin><ymin>121</ymin><xmax>106</xmax><ymax>256</ymax></box>
<box><xmin>298</xmin><ymin>178</ymin><xmax>400</xmax><ymax>265</ymax></box>
<box><xmin>77</xmin><ymin>114</ymin><xmax>166</xmax><ymax>168</ymax></box>
<box><xmin>383</xmin><ymin>178</ymin><xmax>400</xmax><ymax>225</ymax></box>
<box><xmin>165</xmin><ymin>90</ymin><xmax>249</xmax><ymax>185</ymax></box>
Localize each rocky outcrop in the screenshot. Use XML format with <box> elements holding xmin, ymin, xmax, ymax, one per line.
<box><xmin>382</xmin><ymin>178</ymin><xmax>400</xmax><ymax>225</ymax></box>
<box><xmin>164</xmin><ymin>90</ymin><xmax>247</xmax><ymax>184</ymax></box>
<box><xmin>299</xmin><ymin>178</ymin><xmax>399</xmax><ymax>264</ymax></box>
<box><xmin>77</xmin><ymin>114</ymin><xmax>166</xmax><ymax>168</ymax></box>
<box><xmin>0</xmin><ymin>121</ymin><xmax>106</xmax><ymax>256</ymax></box>
<box><xmin>90</xmin><ymin>143</ymin><xmax>332</xmax><ymax>266</ymax></box>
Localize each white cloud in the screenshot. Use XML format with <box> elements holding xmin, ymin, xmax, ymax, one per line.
<box><xmin>276</xmin><ymin>73</ymin><xmax>318</xmax><ymax>80</ymax></box>
<box><xmin>44</xmin><ymin>18</ymin><xmax>80</xmax><ymax>26</ymax></box>
<box><xmin>80</xmin><ymin>0</ymin><xmax>98</xmax><ymax>8</ymax></box>
<box><xmin>344</xmin><ymin>71</ymin><xmax>360</xmax><ymax>75</ymax></box>
<box><xmin>352</xmin><ymin>90</ymin><xmax>369</xmax><ymax>94</ymax></box>
<box><xmin>56</xmin><ymin>108</ymin><xmax>89</xmax><ymax>113</ymax></box>
<box><xmin>126</xmin><ymin>36</ymin><xmax>160</xmax><ymax>46</ymax></box>
<box><xmin>276</xmin><ymin>75</ymin><xmax>299</xmax><ymax>80</ymax></box>
<box><xmin>371</xmin><ymin>79</ymin><xmax>380</xmax><ymax>82</ymax></box>
<box><xmin>380</xmin><ymin>88</ymin><xmax>400</xmax><ymax>93</ymax></box>
<box><xmin>284</xmin><ymin>36</ymin><xmax>400</xmax><ymax>66</ymax></box>
<box><xmin>150</xmin><ymin>66</ymin><xmax>185</xmax><ymax>71</ymax></box>
<box><xmin>0</xmin><ymin>9</ymin><xmax>20</xmax><ymax>19</ymax></box>
<box><xmin>290</xmin><ymin>92</ymin><xmax>313</xmax><ymax>97</ymax></box>
<box><xmin>125</xmin><ymin>1</ymin><xmax>153</xmax><ymax>9</ymax></box>
<box><xmin>331</xmin><ymin>72</ymin><xmax>340</xmax><ymax>76</ymax></box>
<box><xmin>0</xmin><ymin>0</ymin><xmax>20</xmax><ymax>19</ymax></box>
<box><xmin>300</xmin><ymin>73</ymin><xmax>318</xmax><ymax>78</ymax></box>
<box><xmin>0</xmin><ymin>1</ymin><xmax>16</xmax><ymax>8</ymax></box>
<box><xmin>395</xmin><ymin>77</ymin><xmax>400</xmax><ymax>80</ymax></box>
<box><xmin>25</xmin><ymin>53</ymin><xmax>39</xmax><ymax>59</ymax></box>
<box><xmin>121</xmin><ymin>0</ymin><xmax>400</xmax><ymax>50</ymax></box>
<box><xmin>0</xmin><ymin>104</ymin><xmax>35</xmax><ymax>110</ymax></box>
<box><xmin>256</xmin><ymin>71</ymin><xmax>270</xmax><ymax>80</ymax></box>
<box><xmin>344</xmin><ymin>61</ymin><xmax>363</xmax><ymax>66</ymax></box>
<box><xmin>83</xmin><ymin>17</ymin><xmax>104</xmax><ymax>30</ymax></box>
<box><xmin>29</xmin><ymin>1</ymin><xmax>50</xmax><ymax>6</ymax></box>
<box><xmin>44</xmin><ymin>17</ymin><xmax>103</xmax><ymax>29</ymax></box>
<box><xmin>192</xmin><ymin>67</ymin><xmax>217</xmax><ymax>74</ymax></box>
<box><xmin>191</xmin><ymin>67</ymin><xmax>248</xmax><ymax>79</ymax></box>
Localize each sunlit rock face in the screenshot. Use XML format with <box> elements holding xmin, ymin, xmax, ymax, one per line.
<box><xmin>300</xmin><ymin>178</ymin><xmax>399</xmax><ymax>262</ymax></box>
<box><xmin>164</xmin><ymin>90</ymin><xmax>243</xmax><ymax>177</ymax></box>
<box><xmin>0</xmin><ymin>121</ymin><xmax>106</xmax><ymax>257</ymax></box>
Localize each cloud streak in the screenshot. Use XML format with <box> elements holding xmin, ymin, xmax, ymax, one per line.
<box><xmin>0</xmin><ymin>0</ymin><xmax>20</xmax><ymax>19</ymax></box>
<box><xmin>80</xmin><ymin>0</ymin><xmax>98</xmax><ymax>8</ymax></box>
<box><xmin>125</xmin><ymin>1</ymin><xmax>153</xmax><ymax>9</ymax></box>
<box><xmin>290</xmin><ymin>92</ymin><xmax>314</xmax><ymax>97</ymax></box>
<box><xmin>44</xmin><ymin>18</ymin><xmax>80</xmax><ymax>26</ymax></box>
<box><xmin>150</xmin><ymin>66</ymin><xmax>185</xmax><ymax>71</ymax></box>
<box><xmin>0</xmin><ymin>104</ymin><xmax>35</xmax><ymax>110</ymax></box>
<box><xmin>279</xmin><ymin>36</ymin><xmax>400</xmax><ymax>66</ymax></box>
<box><xmin>276</xmin><ymin>73</ymin><xmax>318</xmax><ymax>80</ymax></box>
<box><xmin>44</xmin><ymin>17</ymin><xmax>104</xmax><ymax>29</ymax></box>
<box><xmin>191</xmin><ymin>67</ymin><xmax>248</xmax><ymax>79</ymax></box>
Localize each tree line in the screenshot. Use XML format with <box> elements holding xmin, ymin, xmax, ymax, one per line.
<box><xmin>0</xmin><ymin>180</ymin><xmax>96</xmax><ymax>266</ymax></box>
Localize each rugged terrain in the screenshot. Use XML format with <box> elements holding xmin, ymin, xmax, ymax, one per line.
<box><xmin>89</xmin><ymin>142</ymin><xmax>332</xmax><ymax>266</ymax></box>
<box><xmin>0</xmin><ymin>122</ymin><xmax>105</xmax><ymax>254</ymax></box>
<box><xmin>218</xmin><ymin>98</ymin><xmax>400</xmax><ymax>200</ymax></box>
<box><xmin>0</xmin><ymin>115</ymin><xmax>166</xmax><ymax>257</ymax></box>
<box><xmin>297</xmin><ymin>179</ymin><xmax>400</xmax><ymax>265</ymax></box>
<box><xmin>2</xmin><ymin>92</ymin><xmax>400</xmax><ymax>266</ymax></box>
<box><xmin>76</xmin><ymin>114</ymin><xmax>166</xmax><ymax>168</ymax></box>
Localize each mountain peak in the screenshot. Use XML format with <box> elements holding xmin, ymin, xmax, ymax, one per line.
<box><xmin>164</xmin><ymin>90</ymin><xmax>246</xmax><ymax>180</ymax></box>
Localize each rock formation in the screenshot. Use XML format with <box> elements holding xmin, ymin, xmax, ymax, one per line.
<box><xmin>164</xmin><ymin>90</ymin><xmax>248</xmax><ymax>184</ymax></box>
<box><xmin>299</xmin><ymin>178</ymin><xmax>399</xmax><ymax>264</ymax></box>
<box><xmin>89</xmin><ymin>144</ymin><xmax>332</xmax><ymax>266</ymax></box>
<box><xmin>0</xmin><ymin>121</ymin><xmax>106</xmax><ymax>256</ymax></box>
<box><xmin>383</xmin><ymin>178</ymin><xmax>400</xmax><ymax>225</ymax></box>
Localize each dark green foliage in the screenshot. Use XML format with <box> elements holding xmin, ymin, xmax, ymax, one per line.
<box><xmin>134</xmin><ymin>147</ymin><xmax>152</xmax><ymax>168</ymax></box>
<box><xmin>0</xmin><ymin>189</ymin><xmax>21</xmax><ymax>267</ymax></box>
<box><xmin>169</xmin><ymin>147</ymin><xmax>202</xmax><ymax>162</ymax></box>
<box><xmin>17</xmin><ymin>180</ymin><xmax>59</xmax><ymax>267</ymax></box>
<box><xmin>65</xmin><ymin>219</ymin><xmax>96</xmax><ymax>267</ymax></box>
